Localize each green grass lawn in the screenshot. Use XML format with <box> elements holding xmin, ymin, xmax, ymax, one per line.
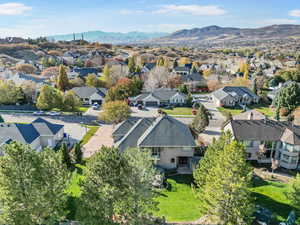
<box><xmin>248</xmin><ymin>103</ymin><xmax>274</xmax><ymax>118</ymax></box>
<box><xmin>217</xmin><ymin>107</ymin><xmax>243</xmax><ymax>116</ymax></box>
<box><xmin>251</xmin><ymin>177</ymin><xmax>299</xmax><ymax>224</ymax></box>
<box><xmin>80</xmin><ymin>126</ymin><xmax>99</xmax><ymax>146</ymax></box>
<box><xmin>77</xmin><ymin>106</ymin><xmax>89</xmax><ymax>113</ymax></box>
<box><xmin>163</xmin><ymin>107</ymin><xmax>193</xmax><ymax>116</ymax></box>
<box><xmin>155</xmin><ymin>175</ymin><xmax>202</xmax><ymax>222</ymax></box>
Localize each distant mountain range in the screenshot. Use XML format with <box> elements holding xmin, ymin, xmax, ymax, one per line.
<box><xmin>153</xmin><ymin>24</ymin><xmax>300</xmax><ymax>45</ymax></box>
<box><xmin>48</xmin><ymin>31</ymin><xmax>168</xmax><ymax>44</ymax></box>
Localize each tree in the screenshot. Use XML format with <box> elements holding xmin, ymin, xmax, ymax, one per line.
<box><xmin>61</xmin><ymin>143</ymin><xmax>72</xmax><ymax>169</ymax></box>
<box><xmin>203</xmin><ymin>69</ymin><xmax>212</xmax><ymax>78</ymax></box>
<box><xmin>128</xmin><ymin>57</ymin><xmax>136</xmax><ymax>73</ymax></box>
<box><xmin>273</xmin><ymin>82</ymin><xmax>300</xmax><ymax>113</ymax></box>
<box><xmin>179</xmin><ymin>84</ymin><xmax>189</xmax><ymax>94</ymax></box>
<box><xmin>56</xmin><ymin>65</ymin><xmax>69</xmax><ymax>91</ymax></box>
<box><xmin>20</xmin><ymin>81</ymin><xmax>37</xmax><ymax>103</ymax></box>
<box><xmin>63</xmin><ymin>90</ymin><xmax>82</xmax><ymax>111</ymax></box>
<box><xmin>36</xmin><ymin>85</ymin><xmax>63</xmax><ymax>110</ymax></box>
<box><xmin>15</xmin><ymin>64</ymin><xmax>36</xmax><ymax>74</ymax></box>
<box><xmin>253</xmin><ymin>79</ymin><xmax>257</xmax><ymax>95</ymax></box>
<box><xmin>179</xmin><ymin>57</ymin><xmax>190</xmax><ymax>65</ymax></box>
<box><xmin>0</xmin><ymin>80</ymin><xmax>25</xmax><ymax>105</ymax></box>
<box><xmin>85</xmin><ymin>74</ymin><xmax>104</xmax><ymax>88</ymax></box>
<box><xmin>76</xmin><ymin>147</ymin><xmax>158</xmax><ymax>225</ymax></box>
<box><xmin>0</xmin><ymin>142</ymin><xmax>69</xmax><ymax>225</ymax></box>
<box><xmin>194</xmin><ymin>133</ymin><xmax>254</xmax><ymax>225</ymax></box>
<box><xmin>0</xmin><ymin>114</ymin><xmax>4</xmax><ymax>123</ymax></box>
<box><xmin>289</xmin><ymin>174</ymin><xmax>300</xmax><ymax>209</ymax></box>
<box><xmin>191</xmin><ymin>104</ymin><xmax>210</xmax><ymax>133</ymax></box>
<box><xmin>167</xmin><ymin>75</ymin><xmax>182</xmax><ymax>89</ymax></box>
<box><xmin>144</xmin><ymin>66</ymin><xmax>172</xmax><ymax>91</ymax></box>
<box><xmin>100</xmin><ymin>101</ymin><xmax>131</xmax><ymax>124</ymax></box>
<box><xmin>101</xmin><ymin>64</ymin><xmax>112</xmax><ymax>87</ymax></box>
<box><xmin>74</xmin><ymin>143</ymin><xmax>83</xmax><ymax>164</ymax></box>
<box><xmin>173</xmin><ymin>60</ymin><xmax>178</xmax><ymax>68</ymax></box>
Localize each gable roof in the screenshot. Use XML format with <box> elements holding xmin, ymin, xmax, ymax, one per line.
<box><xmin>72</xmin><ymin>87</ymin><xmax>107</xmax><ymax>99</ymax></box>
<box><xmin>0</xmin><ymin>118</ymin><xmax>64</xmax><ymax>146</ymax></box>
<box><xmin>229</xmin><ymin>119</ymin><xmax>300</xmax><ymax>144</ymax></box>
<box><xmin>213</xmin><ymin>86</ymin><xmax>259</xmax><ymax>100</ymax></box>
<box><xmin>132</xmin><ymin>88</ymin><xmax>185</xmax><ymax>102</ymax></box>
<box><xmin>143</xmin><ymin>63</ymin><xmax>156</xmax><ymax>71</ymax></box>
<box><xmin>73</xmin><ymin>67</ymin><xmax>98</xmax><ymax>77</ymax></box>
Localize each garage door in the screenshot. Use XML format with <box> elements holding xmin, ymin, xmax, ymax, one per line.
<box><xmin>145</xmin><ymin>101</ymin><xmax>158</xmax><ymax>107</ymax></box>
<box><xmin>91</xmin><ymin>100</ymin><xmax>102</xmax><ymax>105</ymax></box>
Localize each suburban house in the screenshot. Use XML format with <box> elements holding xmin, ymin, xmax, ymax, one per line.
<box><xmin>0</xmin><ymin>118</ymin><xmax>64</xmax><ymax>152</ymax></box>
<box><xmin>211</xmin><ymin>86</ymin><xmax>259</xmax><ymax>107</ymax></box>
<box><xmin>233</xmin><ymin>110</ymin><xmax>266</xmax><ymax>120</ymax></box>
<box><xmin>141</xmin><ymin>63</ymin><xmax>156</xmax><ymax>73</ymax></box>
<box><xmin>180</xmin><ymin>72</ymin><xmax>207</xmax><ymax>91</ymax></box>
<box><xmin>72</xmin><ymin>86</ymin><xmax>107</xmax><ymax>105</ymax></box>
<box><xmin>173</xmin><ymin>66</ymin><xmax>190</xmax><ymax>75</ymax></box>
<box><xmin>112</xmin><ymin>115</ymin><xmax>197</xmax><ymax>170</ymax></box>
<box><xmin>129</xmin><ymin>88</ymin><xmax>187</xmax><ymax>107</ymax></box>
<box><xmin>225</xmin><ymin>119</ymin><xmax>300</xmax><ymax>170</ymax></box>
<box><xmin>73</xmin><ymin>67</ymin><xmax>99</xmax><ymax>78</ymax></box>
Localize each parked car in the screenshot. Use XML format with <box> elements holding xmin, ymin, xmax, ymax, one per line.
<box><xmin>33</xmin><ymin>111</ymin><xmax>45</xmax><ymax>116</ymax></box>
<box><xmin>92</xmin><ymin>103</ymin><xmax>100</xmax><ymax>110</ymax></box>
<box><xmin>46</xmin><ymin>111</ymin><xmax>61</xmax><ymax>116</ymax></box>
<box><xmin>137</xmin><ymin>104</ymin><xmax>144</xmax><ymax>110</ymax></box>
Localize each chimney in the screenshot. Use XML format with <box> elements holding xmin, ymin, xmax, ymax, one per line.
<box><xmin>248</xmin><ymin>112</ymin><xmax>253</xmax><ymax>120</ymax></box>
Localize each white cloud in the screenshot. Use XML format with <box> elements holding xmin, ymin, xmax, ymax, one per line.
<box><xmin>0</xmin><ymin>2</ymin><xmax>32</xmax><ymax>15</ymax></box>
<box><xmin>289</xmin><ymin>9</ymin><xmax>300</xmax><ymax>17</ymax></box>
<box><xmin>119</xmin><ymin>9</ymin><xmax>144</xmax><ymax>15</ymax></box>
<box><xmin>262</xmin><ymin>18</ymin><xmax>298</xmax><ymax>25</ymax></box>
<box><xmin>154</xmin><ymin>4</ymin><xmax>227</xmax><ymax>16</ymax></box>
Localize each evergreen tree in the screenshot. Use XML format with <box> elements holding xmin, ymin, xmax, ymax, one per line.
<box><xmin>128</xmin><ymin>57</ymin><xmax>136</xmax><ymax>73</ymax></box>
<box><xmin>77</xmin><ymin>147</ymin><xmax>158</xmax><ymax>225</ymax></box>
<box><xmin>289</xmin><ymin>174</ymin><xmax>300</xmax><ymax>209</ymax></box>
<box><xmin>61</xmin><ymin>143</ymin><xmax>72</xmax><ymax>169</ymax></box>
<box><xmin>74</xmin><ymin>143</ymin><xmax>83</xmax><ymax>164</ymax></box>
<box><xmin>57</xmin><ymin>65</ymin><xmax>69</xmax><ymax>92</ymax></box>
<box><xmin>190</xmin><ymin>65</ymin><xmax>198</xmax><ymax>74</ymax></box>
<box><xmin>194</xmin><ymin>133</ymin><xmax>254</xmax><ymax>225</ymax></box>
<box><xmin>191</xmin><ymin>104</ymin><xmax>210</xmax><ymax>133</ymax></box>
<box><xmin>173</xmin><ymin>60</ymin><xmax>178</xmax><ymax>68</ymax></box>
<box><xmin>36</xmin><ymin>85</ymin><xmax>63</xmax><ymax>110</ymax></box>
<box><xmin>253</xmin><ymin>79</ymin><xmax>257</xmax><ymax>95</ymax></box>
<box><xmin>0</xmin><ymin>114</ymin><xmax>4</xmax><ymax>123</ymax></box>
<box><xmin>0</xmin><ymin>142</ymin><xmax>69</xmax><ymax>225</ymax></box>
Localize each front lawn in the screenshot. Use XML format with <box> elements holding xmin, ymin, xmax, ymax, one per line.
<box><xmin>155</xmin><ymin>175</ymin><xmax>201</xmax><ymax>222</ymax></box>
<box><xmin>80</xmin><ymin>126</ymin><xmax>99</xmax><ymax>146</ymax></box>
<box><xmin>163</xmin><ymin>107</ymin><xmax>193</xmax><ymax>116</ymax></box>
<box><xmin>249</xmin><ymin>103</ymin><xmax>274</xmax><ymax>118</ymax></box>
<box><xmin>217</xmin><ymin>107</ymin><xmax>243</xmax><ymax>116</ymax></box>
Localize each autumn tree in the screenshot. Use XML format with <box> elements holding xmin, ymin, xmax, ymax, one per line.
<box><xmin>100</xmin><ymin>101</ymin><xmax>131</xmax><ymax>124</ymax></box>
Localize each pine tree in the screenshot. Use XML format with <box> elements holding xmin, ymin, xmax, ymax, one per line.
<box><xmin>57</xmin><ymin>65</ymin><xmax>69</xmax><ymax>92</ymax></box>
<box><xmin>253</xmin><ymin>79</ymin><xmax>257</xmax><ymax>95</ymax></box>
<box><xmin>61</xmin><ymin>143</ymin><xmax>72</xmax><ymax>169</ymax></box>
<box><xmin>194</xmin><ymin>133</ymin><xmax>254</xmax><ymax>225</ymax></box>
<box><xmin>289</xmin><ymin>174</ymin><xmax>300</xmax><ymax>209</ymax></box>
<box><xmin>128</xmin><ymin>57</ymin><xmax>136</xmax><ymax>73</ymax></box>
<box><xmin>191</xmin><ymin>104</ymin><xmax>210</xmax><ymax>133</ymax></box>
<box><xmin>74</xmin><ymin>143</ymin><xmax>83</xmax><ymax>164</ymax></box>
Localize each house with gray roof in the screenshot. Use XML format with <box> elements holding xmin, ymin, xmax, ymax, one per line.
<box><xmin>0</xmin><ymin>118</ymin><xmax>64</xmax><ymax>152</ymax></box>
<box><xmin>112</xmin><ymin>115</ymin><xmax>197</xmax><ymax>171</ymax></box>
<box><xmin>71</xmin><ymin>86</ymin><xmax>107</xmax><ymax>105</ymax></box>
<box><xmin>225</xmin><ymin>119</ymin><xmax>300</xmax><ymax>170</ymax></box>
<box><xmin>129</xmin><ymin>88</ymin><xmax>187</xmax><ymax>107</ymax></box>
<box><xmin>211</xmin><ymin>86</ymin><xmax>259</xmax><ymax>107</ymax></box>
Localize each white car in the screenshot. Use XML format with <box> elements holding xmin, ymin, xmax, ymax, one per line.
<box><xmin>46</xmin><ymin>111</ymin><xmax>61</xmax><ymax>116</ymax></box>
<box><xmin>33</xmin><ymin>111</ymin><xmax>45</xmax><ymax>115</ymax></box>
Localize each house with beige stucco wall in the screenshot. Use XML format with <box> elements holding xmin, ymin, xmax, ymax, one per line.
<box><xmin>112</xmin><ymin>115</ymin><xmax>197</xmax><ymax>171</ymax></box>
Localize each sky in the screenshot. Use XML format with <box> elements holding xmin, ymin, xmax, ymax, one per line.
<box><xmin>0</xmin><ymin>0</ymin><xmax>300</xmax><ymax>37</ymax></box>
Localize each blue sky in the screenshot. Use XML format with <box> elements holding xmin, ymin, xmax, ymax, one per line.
<box><xmin>0</xmin><ymin>0</ymin><xmax>300</xmax><ymax>37</ymax></box>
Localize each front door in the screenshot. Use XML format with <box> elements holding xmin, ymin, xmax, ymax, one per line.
<box><xmin>178</xmin><ymin>157</ymin><xmax>189</xmax><ymax>168</ymax></box>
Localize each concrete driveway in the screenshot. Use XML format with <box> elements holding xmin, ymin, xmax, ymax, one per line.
<box><xmin>196</xmin><ymin>96</ymin><xmax>225</xmax><ymax>144</ymax></box>
<box><xmin>83</xmin><ymin>125</ymin><xmax>114</xmax><ymax>158</ymax></box>
<box><xmin>2</xmin><ymin>114</ymin><xmax>87</xmax><ymax>144</ymax></box>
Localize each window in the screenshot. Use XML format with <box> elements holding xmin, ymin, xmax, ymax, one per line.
<box><xmin>247</xmin><ymin>153</ymin><xmax>252</xmax><ymax>159</ymax></box>
<box><xmin>291</xmin><ymin>156</ymin><xmax>298</xmax><ymax>164</ymax></box>
<box><xmin>171</xmin><ymin>158</ymin><xmax>175</xmax><ymax>163</ymax></box>
<box><xmin>244</xmin><ymin>141</ymin><xmax>253</xmax><ymax>147</ymax></box>
<box><xmin>152</xmin><ymin>148</ymin><xmax>160</xmax><ymax>157</ymax></box>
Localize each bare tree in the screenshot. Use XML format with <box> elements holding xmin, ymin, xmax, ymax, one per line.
<box><xmin>144</xmin><ymin>66</ymin><xmax>173</xmax><ymax>91</ymax></box>
<box><xmin>110</xmin><ymin>65</ymin><xmax>129</xmax><ymax>85</ymax></box>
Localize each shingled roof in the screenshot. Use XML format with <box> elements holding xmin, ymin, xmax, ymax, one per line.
<box><xmin>114</xmin><ymin>115</ymin><xmax>196</xmax><ymax>151</ymax></box>
<box><xmin>229</xmin><ymin>119</ymin><xmax>300</xmax><ymax>145</ymax></box>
